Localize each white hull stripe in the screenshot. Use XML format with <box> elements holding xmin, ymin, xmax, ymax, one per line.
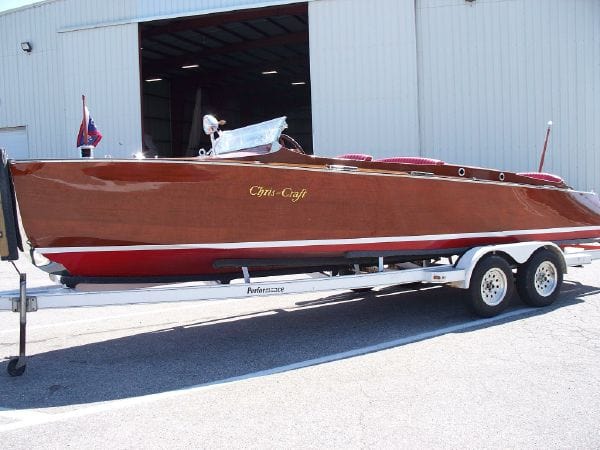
<box><xmin>36</xmin><ymin>226</ymin><xmax>600</xmax><ymax>254</ymax></box>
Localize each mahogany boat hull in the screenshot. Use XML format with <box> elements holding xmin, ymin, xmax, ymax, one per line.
<box><xmin>8</xmin><ymin>151</ymin><xmax>600</xmax><ymax>279</ymax></box>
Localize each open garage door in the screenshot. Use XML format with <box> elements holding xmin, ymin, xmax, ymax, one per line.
<box><xmin>139</xmin><ymin>3</ymin><xmax>311</xmax><ymax>157</ymax></box>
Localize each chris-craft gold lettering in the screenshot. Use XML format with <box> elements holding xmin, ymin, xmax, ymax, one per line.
<box><xmin>249</xmin><ymin>186</ymin><xmax>308</xmax><ymax>202</ymax></box>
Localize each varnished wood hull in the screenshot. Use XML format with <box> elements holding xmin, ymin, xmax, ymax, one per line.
<box><xmin>9</xmin><ymin>150</ymin><xmax>600</xmax><ymax>278</ymax></box>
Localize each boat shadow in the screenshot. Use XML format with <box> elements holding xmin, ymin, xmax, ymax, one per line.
<box><xmin>0</xmin><ymin>279</ymin><xmax>597</xmax><ymax>409</ymax></box>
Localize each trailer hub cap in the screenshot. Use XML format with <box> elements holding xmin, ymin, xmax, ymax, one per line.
<box><xmin>534</xmin><ymin>261</ymin><xmax>558</xmax><ymax>297</ymax></box>
<box><xmin>480</xmin><ymin>268</ymin><xmax>508</xmax><ymax>306</ymax></box>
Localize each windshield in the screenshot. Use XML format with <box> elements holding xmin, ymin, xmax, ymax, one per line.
<box><xmin>213</xmin><ymin>117</ymin><xmax>287</xmax><ymax>155</ymax></box>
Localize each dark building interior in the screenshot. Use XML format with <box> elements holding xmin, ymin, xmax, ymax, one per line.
<box><xmin>139</xmin><ymin>3</ymin><xmax>311</xmax><ymax>157</ymax></box>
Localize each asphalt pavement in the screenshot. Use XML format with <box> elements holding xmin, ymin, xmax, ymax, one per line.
<box><xmin>0</xmin><ymin>255</ymin><xmax>599</xmax><ymax>449</ymax></box>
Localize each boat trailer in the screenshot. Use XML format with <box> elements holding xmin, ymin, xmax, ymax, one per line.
<box><xmin>1</xmin><ymin>242</ymin><xmax>599</xmax><ymax>376</ymax></box>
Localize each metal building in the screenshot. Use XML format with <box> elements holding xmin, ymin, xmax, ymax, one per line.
<box><xmin>0</xmin><ymin>0</ymin><xmax>598</xmax><ymax>192</ymax></box>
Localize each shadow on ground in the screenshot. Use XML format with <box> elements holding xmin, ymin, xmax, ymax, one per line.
<box><xmin>0</xmin><ymin>279</ymin><xmax>596</xmax><ymax>409</ymax></box>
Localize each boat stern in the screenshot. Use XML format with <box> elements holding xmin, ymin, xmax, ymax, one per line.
<box><xmin>0</xmin><ymin>150</ymin><xmax>21</xmax><ymax>260</ymax></box>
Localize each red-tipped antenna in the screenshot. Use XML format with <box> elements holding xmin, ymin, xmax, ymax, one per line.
<box><xmin>538</xmin><ymin>120</ymin><xmax>553</xmax><ymax>172</ymax></box>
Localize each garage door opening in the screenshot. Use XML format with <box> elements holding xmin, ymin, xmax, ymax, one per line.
<box><xmin>139</xmin><ymin>3</ymin><xmax>311</xmax><ymax>157</ymax></box>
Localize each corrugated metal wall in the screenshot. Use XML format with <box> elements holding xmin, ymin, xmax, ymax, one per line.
<box><xmin>135</xmin><ymin>0</ymin><xmax>304</xmax><ymax>20</ymax></box>
<box><xmin>416</xmin><ymin>0</ymin><xmax>600</xmax><ymax>192</ymax></box>
<box><xmin>0</xmin><ymin>1</ymin><xmax>67</xmax><ymax>158</ymax></box>
<box><xmin>308</xmin><ymin>0</ymin><xmax>600</xmax><ymax>192</ymax></box>
<box><xmin>0</xmin><ymin>0</ymin><xmax>141</xmax><ymax>159</ymax></box>
<box><xmin>1</xmin><ymin>0</ymin><xmax>599</xmax><ymax>193</ymax></box>
<box><xmin>309</xmin><ymin>0</ymin><xmax>420</xmax><ymax>159</ymax></box>
<box><xmin>60</xmin><ymin>24</ymin><xmax>141</xmax><ymax>158</ymax></box>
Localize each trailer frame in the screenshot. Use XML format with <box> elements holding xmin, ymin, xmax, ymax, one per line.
<box><xmin>1</xmin><ymin>242</ymin><xmax>599</xmax><ymax>376</ymax></box>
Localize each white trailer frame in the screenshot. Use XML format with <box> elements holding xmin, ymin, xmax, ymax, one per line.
<box><xmin>1</xmin><ymin>241</ymin><xmax>599</xmax><ymax>376</ymax></box>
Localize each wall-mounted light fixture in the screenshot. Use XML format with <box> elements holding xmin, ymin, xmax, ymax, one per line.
<box><xmin>20</xmin><ymin>42</ymin><xmax>32</xmax><ymax>52</ymax></box>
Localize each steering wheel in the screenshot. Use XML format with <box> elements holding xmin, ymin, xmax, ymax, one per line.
<box><xmin>279</xmin><ymin>134</ymin><xmax>305</xmax><ymax>154</ymax></box>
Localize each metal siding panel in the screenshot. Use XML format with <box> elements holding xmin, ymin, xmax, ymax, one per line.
<box><xmin>136</xmin><ymin>0</ymin><xmax>304</xmax><ymax>19</ymax></box>
<box><xmin>417</xmin><ymin>0</ymin><xmax>600</xmax><ymax>192</ymax></box>
<box><xmin>0</xmin><ymin>0</ymin><xmax>141</xmax><ymax>159</ymax></box>
<box><xmin>60</xmin><ymin>24</ymin><xmax>142</xmax><ymax>159</ymax></box>
<box><xmin>309</xmin><ymin>0</ymin><xmax>420</xmax><ymax>159</ymax></box>
<box><xmin>0</xmin><ymin>127</ymin><xmax>29</xmax><ymax>159</ymax></box>
<box><xmin>0</xmin><ymin>2</ymin><xmax>67</xmax><ymax>158</ymax></box>
<box><xmin>59</xmin><ymin>0</ymin><xmax>135</xmax><ymax>28</ymax></box>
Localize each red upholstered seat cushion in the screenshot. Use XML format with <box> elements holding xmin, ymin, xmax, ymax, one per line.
<box><xmin>336</xmin><ymin>153</ymin><xmax>373</xmax><ymax>161</ymax></box>
<box><xmin>376</xmin><ymin>156</ymin><xmax>445</xmax><ymax>165</ymax></box>
<box><xmin>517</xmin><ymin>172</ymin><xmax>564</xmax><ymax>184</ymax></box>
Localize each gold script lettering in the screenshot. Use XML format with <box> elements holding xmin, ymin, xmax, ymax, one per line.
<box><xmin>281</xmin><ymin>188</ymin><xmax>308</xmax><ymax>203</ymax></box>
<box><xmin>249</xmin><ymin>186</ymin><xmax>276</xmax><ymax>198</ymax></box>
<box><xmin>250</xmin><ymin>186</ymin><xmax>308</xmax><ymax>202</ymax></box>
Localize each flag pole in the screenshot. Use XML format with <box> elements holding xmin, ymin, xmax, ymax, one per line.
<box><xmin>538</xmin><ymin>121</ymin><xmax>552</xmax><ymax>172</ymax></box>
<box><xmin>82</xmin><ymin>94</ymin><xmax>89</xmax><ymax>145</ymax></box>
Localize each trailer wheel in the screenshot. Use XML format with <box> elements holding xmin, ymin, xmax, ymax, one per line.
<box><xmin>469</xmin><ymin>255</ymin><xmax>514</xmax><ymax>317</ymax></box>
<box><xmin>7</xmin><ymin>358</ymin><xmax>26</xmax><ymax>377</ymax></box>
<box><xmin>516</xmin><ymin>249</ymin><xmax>563</xmax><ymax>307</ymax></box>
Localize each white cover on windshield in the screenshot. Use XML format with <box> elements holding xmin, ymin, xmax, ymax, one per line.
<box><xmin>213</xmin><ymin>117</ymin><xmax>287</xmax><ymax>155</ymax></box>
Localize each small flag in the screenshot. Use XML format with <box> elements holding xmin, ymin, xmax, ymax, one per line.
<box><xmin>77</xmin><ymin>100</ymin><xmax>102</xmax><ymax>147</ymax></box>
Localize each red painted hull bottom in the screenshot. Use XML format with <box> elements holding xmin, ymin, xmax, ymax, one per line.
<box><xmin>41</xmin><ymin>229</ymin><xmax>596</xmax><ymax>280</ymax></box>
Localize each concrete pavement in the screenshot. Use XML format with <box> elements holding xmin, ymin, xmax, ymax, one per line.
<box><xmin>0</xmin><ymin>256</ymin><xmax>599</xmax><ymax>448</ymax></box>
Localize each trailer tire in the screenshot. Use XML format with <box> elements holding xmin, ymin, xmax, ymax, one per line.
<box><xmin>469</xmin><ymin>255</ymin><xmax>514</xmax><ymax>317</ymax></box>
<box><xmin>516</xmin><ymin>249</ymin><xmax>563</xmax><ymax>307</ymax></box>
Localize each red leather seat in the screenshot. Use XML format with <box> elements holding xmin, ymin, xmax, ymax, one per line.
<box><xmin>376</xmin><ymin>156</ymin><xmax>445</xmax><ymax>165</ymax></box>
<box><xmin>517</xmin><ymin>172</ymin><xmax>564</xmax><ymax>184</ymax></box>
<box><xmin>336</xmin><ymin>153</ymin><xmax>373</xmax><ymax>161</ymax></box>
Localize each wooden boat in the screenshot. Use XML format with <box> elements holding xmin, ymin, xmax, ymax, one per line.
<box><xmin>1</xmin><ymin>116</ymin><xmax>599</xmax><ymax>284</ymax></box>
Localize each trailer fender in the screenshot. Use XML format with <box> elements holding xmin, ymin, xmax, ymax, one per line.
<box><xmin>451</xmin><ymin>242</ymin><xmax>565</xmax><ymax>289</ymax></box>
